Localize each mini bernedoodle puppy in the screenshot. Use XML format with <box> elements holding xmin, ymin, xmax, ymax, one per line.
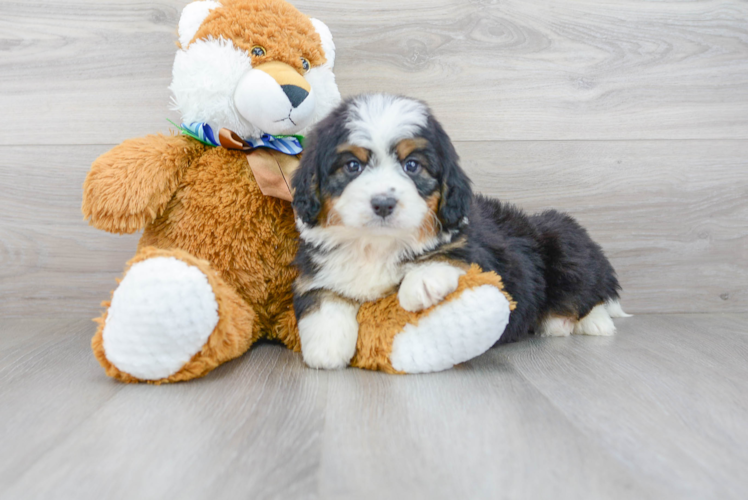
<box><xmin>291</xmin><ymin>94</ymin><xmax>628</xmax><ymax>370</ymax></box>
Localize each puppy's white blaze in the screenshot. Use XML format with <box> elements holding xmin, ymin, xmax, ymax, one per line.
<box><xmin>605</xmin><ymin>299</ymin><xmax>632</xmax><ymax>318</ymax></box>
<box><xmin>345</xmin><ymin>94</ymin><xmax>429</xmax><ymax>155</ymax></box>
<box><xmin>298</xmin><ymin>299</ymin><xmax>359</xmax><ymax>369</ymax></box>
<box><xmin>178</xmin><ymin>1</ymin><xmax>222</xmax><ymax>47</ymax></box>
<box><xmin>390</xmin><ymin>285</ymin><xmax>511</xmax><ymax>373</ymax></box>
<box><xmin>170</xmin><ymin>37</ymin><xmax>257</xmax><ymax>138</ymax></box>
<box><xmin>335</xmin><ymin>162</ymin><xmax>428</xmax><ymax>231</ymax></box>
<box><xmin>537</xmin><ymin>315</ymin><xmax>575</xmax><ymax>337</ymax></box>
<box><xmin>573</xmin><ymin>304</ymin><xmax>616</xmax><ymax>336</ymax></box>
<box><xmin>398</xmin><ymin>262</ymin><xmax>466</xmax><ymax>312</ymax></box>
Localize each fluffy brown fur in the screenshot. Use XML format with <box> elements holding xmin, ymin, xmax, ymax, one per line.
<box><xmin>85</xmin><ymin>138</ymin><xmax>300</xmax><ymax>348</ymax></box>
<box><xmin>189</xmin><ymin>0</ymin><xmax>327</xmax><ymax>72</ymax></box>
<box><xmin>82</xmin><ymin>134</ymin><xmax>205</xmax><ymax>234</ymax></box>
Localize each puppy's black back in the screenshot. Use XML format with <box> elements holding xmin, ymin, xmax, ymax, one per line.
<box><xmin>462</xmin><ymin>197</ymin><xmax>544</xmax><ymax>344</ymax></box>
<box><xmin>462</xmin><ymin>196</ymin><xmax>620</xmax><ymax>344</ymax></box>
<box><xmin>530</xmin><ymin>210</ymin><xmax>621</xmax><ymax>320</ymax></box>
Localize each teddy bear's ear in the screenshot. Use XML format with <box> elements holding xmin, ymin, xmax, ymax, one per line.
<box><xmin>178</xmin><ymin>1</ymin><xmax>222</xmax><ymax>47</ymax></box>
<box><xmin>310</xmin><ymin>18</ymin><xmax>336</xmax><ymax>70</ymax></box>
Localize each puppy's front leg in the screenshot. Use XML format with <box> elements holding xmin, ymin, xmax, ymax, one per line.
<box><xmin>296</xmin><ymin>290</ymin><xmax>360</xmax><ymax>370</ymax></box>
<box><xmin>398</xmin><ymin>261</ymin><xmax>467</xmax><ymax>312</ymax></box>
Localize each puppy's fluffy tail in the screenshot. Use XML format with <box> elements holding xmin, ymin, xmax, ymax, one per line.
<box><xmin>605</xmin><ymin>299</ymin><xmax>632</xmax><ymax>318</ymax></box>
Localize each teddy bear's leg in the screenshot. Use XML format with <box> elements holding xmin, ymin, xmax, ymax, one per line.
<box><xmin>352</xmin><ymin>266</ymin><xmax>515</xmax><ymax>374</ymax></box>
<box><xmin>91</xmin><ymin>247</ymin><xmax>258</xmax><ymax>384</ymax></box>
<box><xmin>272</xmin><ymin>307</ymin><xmax>301</xmax><ymax>353</ymax></box>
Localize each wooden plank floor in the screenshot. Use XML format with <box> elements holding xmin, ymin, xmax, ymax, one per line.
<box><xmin>1</xmin><ymin>314</ymin><xmax>747</xmax><ymax>499</ymax></box>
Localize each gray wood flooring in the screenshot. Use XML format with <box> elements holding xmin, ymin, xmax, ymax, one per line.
<box><xmin>1</xmin><ymin>314</ymin><xmax>747</xmax><ymax>500</ymax></box>
<box><xmin>2</xmin><ymin>1</ymin><xmax>747</xmax><ymax>498</ymax></box>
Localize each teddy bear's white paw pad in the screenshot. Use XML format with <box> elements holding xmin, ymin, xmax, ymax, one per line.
<box><xmin>573</xmin><ymin>304</ymin><xmax>616</xmax><ymax>336</ymax></box>
<box><xmin>398</xmin><ymin>263</ymin><xmax>466</xmax><ymax>312</ymax></box>
<box><xmin>391</xmin><ymin>285</ymin><xmax>512</xmax><ymax>373</ymax></box>
<box><xmin>103</xmin><ymin>257</ymin><xmax>219</xmax><ymax>380</ymax></box>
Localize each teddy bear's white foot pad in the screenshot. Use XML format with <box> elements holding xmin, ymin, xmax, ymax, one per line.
<box><xmin>390</xmin><ymin>285</ymin><xmax>512</xmax><ymax>374</ymax></box>
<box><xmin>103</xmin><ymin>257</ymin><xmax>219</xmax><ymax>380</ymax></box>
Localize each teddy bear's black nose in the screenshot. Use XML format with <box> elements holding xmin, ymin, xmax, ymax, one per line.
<box><xmin>281</xmin><ymin>85</ymin><xmax>309</xmax><ymax>108</ymax></box>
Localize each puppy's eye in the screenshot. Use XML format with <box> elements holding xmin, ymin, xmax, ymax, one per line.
<box><xmin>344</xmin><ymin>160</ymin><xmax>363</xmax><ymax>175</ymax></box>
<box><xmin>301</xmin><ymin>57</ymin><xmax>310</xmax><ymax>72</ymax></box>
<box><xmin>251</xmin><ymin>46</ymin><xmax>266</xmax><ymax>57</ymax></box>
<box><xmin>403</xmin><ymin>159</ymin><xmax>421</xmax><ymax>174</ymax></box>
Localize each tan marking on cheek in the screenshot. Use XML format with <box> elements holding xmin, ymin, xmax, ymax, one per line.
<box><xmin>426</xmin><ymin>192</ymin><xmax>440</xmax><ymax>213</ymax></box>
<box><xmin>336</xmin><ymin>144</ymin><xmax>370</xmax><ymax>163</ymax></box>
<box><xmin>319</xmin><ymin>197</ymin><xmax>343</xmax><ymax>227</ymax></box>
<box><xmin>417</xmin><ymin>193</ymin><xmax>441</xmax><ymax>242</ymax></box>
<box><xmin>396</xmin><ymin>138</ymin><xmax>429</xmax><ymax>161</ymax></box>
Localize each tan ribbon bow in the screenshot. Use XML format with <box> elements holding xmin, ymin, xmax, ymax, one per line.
<box><xmin>217</xmin><ymin>128</ymin><xmax>301</xmax><ymax>202</ymax></box>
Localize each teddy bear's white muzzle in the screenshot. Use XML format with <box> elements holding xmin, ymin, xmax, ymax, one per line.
<box><xmin>234</xmin><ymin>69</ymin><xmax>316</xmax><ymax>136</ymax></box>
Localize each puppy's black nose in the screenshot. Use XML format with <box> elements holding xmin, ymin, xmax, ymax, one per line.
<box><xmin>371</xmin><ymin>196</ymin><xmax>397</xmax><ymax>218</ymax></box>
<box><xmin>281</xmin><ymin>85</ymin><xmax>309</xmax><ymax>108</ymax></box>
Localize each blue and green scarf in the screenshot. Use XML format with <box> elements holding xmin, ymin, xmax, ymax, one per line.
<box><xmin>169</xmin><ymin>120</ymin><xmax>304</xmax><ymax>155</ymax></box>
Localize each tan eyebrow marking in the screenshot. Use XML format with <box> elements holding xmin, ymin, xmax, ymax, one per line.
<box><xmin>396</xmin><ymin>138</ymin><xmax>429</xmax><ymax>161</ymax></box>
<box><xmin>336</xmin><ymin>144</ymin><xmax>370</xmax><ymax>163</ymax></box>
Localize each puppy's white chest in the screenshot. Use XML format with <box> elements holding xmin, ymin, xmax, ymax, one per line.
<box><xmin>312</xmin><ymin>241</ymin><xmax>406</xmax><ymax>302</ymax></box>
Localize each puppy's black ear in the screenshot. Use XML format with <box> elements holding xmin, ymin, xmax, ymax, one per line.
<box><xmin>430</xmin><ymin>116</ymin><xmax>472</xmax><ymax>229</ymax></box>
<box><xmin>292</xmin><ymin>102</ymin><xmax>352</xmax><ymax>227</ymax></box>
<box><xmin>292</xmin><ymin>132</ymin><xmax>323</xmax><ymax>227</ymax></box>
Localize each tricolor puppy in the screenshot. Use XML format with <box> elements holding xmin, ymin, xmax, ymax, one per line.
<box><xmin>291</xmin><ymin>94</ymin><xmax>627</xmax><ymax>370</ymax></box>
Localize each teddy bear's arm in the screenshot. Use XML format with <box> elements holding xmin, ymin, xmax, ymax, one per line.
<box><xmin>82</xmin><ymin>134</ymin><xmax>205</xmax><ymax>234</ymax></box>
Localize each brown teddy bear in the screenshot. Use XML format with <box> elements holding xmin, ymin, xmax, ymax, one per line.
<box><xmin>82</xmin><ymin>0</ymin><xmax>514</xmax><ymax>383</ymax></box>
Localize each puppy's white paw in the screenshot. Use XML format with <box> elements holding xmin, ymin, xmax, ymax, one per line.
<box><xmin>573</xmin><ymin>304</ymin><xmax>616</xmax><ymax>336</ymax></box>
<box><xmin>398</xmin><ymin>262</ymin><xmax>466</xmax><ymax>312</ymax></box>
<box><xmin>537</xmin><ymin>315</ymin><xmax>576</xmax><ymax>337</ymax></box>
<box><xmin>299</xmin><ymin>298</ymin><xmax>359</xmax><ymax>370</ymax></box>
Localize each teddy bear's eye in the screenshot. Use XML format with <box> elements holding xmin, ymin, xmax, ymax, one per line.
<box><xmin>251</xmin><ymin>46</ymin><xmax>266</xmax><ymax>57</ymax></box>
<box><xmin>301</xmin><ymin>58</ymin><xmax>310</xmax><ymax>72</ymax></box>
